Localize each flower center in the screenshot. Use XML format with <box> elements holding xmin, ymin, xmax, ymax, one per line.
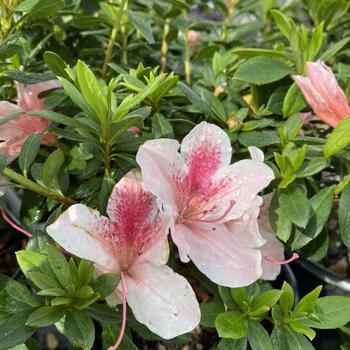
<box><xmin>177</xmin><ymin>200</ymin><xmax>235</xmax><ymax>224</ymax></box>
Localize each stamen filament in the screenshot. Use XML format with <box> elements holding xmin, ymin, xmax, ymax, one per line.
<box><xmin>0</xmin><ymin>208</ymin><xmax>32</xmax><ymax>238</ymax></box>
<box><xmin>264</xmin><ymin>252</ymin><xmax>299</xmax><ymax>265</ymax></box>
<box><xmin>108</xmin><ymin>271</ymin><xmax>127</xmax><ymax>350</ymax></box>
<box><xmin>187</xmin><ymin>200</ymin><xmax>235</xmax><ymax>223</ymax></box>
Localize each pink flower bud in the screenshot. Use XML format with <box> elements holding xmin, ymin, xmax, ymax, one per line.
<box><xmin>294</xmin><ymin>61</ymin><xmax>350</xmax><ymax>127</ymax></box>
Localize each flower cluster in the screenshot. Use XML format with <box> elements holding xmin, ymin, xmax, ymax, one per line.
<box><xmin>46</xmin><ymin>121</ymin><xmax>284</xmax><ymax>342</ymax></box>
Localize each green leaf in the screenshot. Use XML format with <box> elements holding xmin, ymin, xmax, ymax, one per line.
<box><xmin>308</xmin><ymin>23</ymin><xmax>324</xmax><ymax>60</ymax></box>
<box><xmin>299</xmin><ymin>296</ymin><xmax>350</xmax><ymax>329</ymax></box>
<box><xmin>4</xmin><ymin>280</ymin><xmax>39</xmax><ymax>307</ymax></box>
<box><xmin>215</xmin><ymin>311</ymin><xmax>248</xmax><ymax>339</ymax></box>
<box><xmin>15</xmin><ymin>0</ymin><xmax>64</xmax><ymax>18</ymax></box>
<box><xmin>284</xmin><ymin>327</ymin><xmax>315</xmax><ymax>350</ymax></box>
<box><xmin>283</xmin><ymin>83</ymin><xmax>307</xmax><ymax>117</ymax></box>
<box><xmin>77</xmin><ymin>60</ymin><xmax>108</xmax><ymax>122</ymax></box>
<box><xmin>230</xmin><ymin>48</ymin><xmax>293</xmax><ymax>62</ymax></box>
<box><xmin>230</xmin><ymin>288</ymin><xmax>247</xmax><ymax>308</ymax></box>
<box><xmin>126</xmin><ymin>11</ymin><xmax>155</xmax><ymax>44</ymax></box>
<box><xmin>217</xmin><ymin>338</ymin><xmax>247</xmax><ymax>350</ymax></box>
<box><xmin>112</xmin><ymin>77</ymin><xmax>161</xmax><ymax>121</ymax></box>
<box><xmin>0</xmin><ymin>34</ymin><xmax>21</xmax><ymax>60</ymax></box>
<box><xmin>0</xmin><ymin>110</ymin><xmax>22</xmax><ymax>127</ymax></box>
<box><xmin>234</xmin><ymin>56</ymin><xmax>292</xmax><ymax>85</ymax></box>
<box><xmin>320</xmin><ymin>37</ymin><xmax>350</xmax><ymax>61</ymax></box>
<box><xmin>177</xmin><ymin>82</ymin><xmax>216</xmax><ymax>119</ymax></box>
<box><xmin>109</xmin><ymin>116</ymin><xmax>143</xmax><ymax>144</ymax></box>
<box><xmin>86</xmin><ymin>304</ymin><xmax>119</xmax><ymax>324</ymax></box>
<box><xmin>291</xmin><ymin>186</ymin><xmax>334</xmax><ymax>249</ymax></box>
<box><xmin>200</xmin><ymin>302</ymin><xmax>225</xmax><ymax>327</ymax></box>
<box><xmin>26</xmin><ymin>306</ymin><xmax>65</xmax><ymax>327</ymax></box>
<box><xmin>339</xmin><ymin>183</ymin><xmax>350</xmax><ymax>249</ymax></box>
<box><xmin>270</xmin><ymin>10</ymin><xmax>292</xmax><ymax>40</ymax></box>
<box><xmin>43</xmin><ymin>51</ymin><xmax>68</xmax><ymax>79</ymax></box>
<box><xmin>293</xmin><ymin>286</ymin><xmax>322</xmax><ymax>315</ymax></box>
<box><xmin>279</xmin><ymin>185</ymin><xmax>311</xmax><ymax>228</ymax></box>
<box><xmin>16</xmin><ymin>250</ymin><xmax>47</xmax><ymax>277</ymax></box>
<box><xmin>64</xmin><ymin>310</ymin><xmax>95</xmax><ymax>350</ymax></box>
<box><xmin>0</xmin><ymin>311</ymin><xmax>35</xmax><ymax>350</ymax></box>
<box><xmin>102</xmin><ymin>323</ymin><xmax>138</xmax><ymax>350</ymax></box>
<box><xmin>5</xmin><ymin>71</ymin><xmax>55</xmax><ymax>84</ymax></box>
<box><xmin>152</xmin><ymin>113</ymin><xmax>174</xmax><ymax>138</ymax></box>
<box><xmin>279</xmin><ymin>282</ymin><xmax>294</xmax><ymax>316</ymax></box>
<box><xmin>296</xmin><ymin>157</ymin><xmax>327</xmax><ymax>178</ymax></box>
<box><xmin>324</xmin><ymin>117</ymin><xmax>350</xmax><ymax>158</ymax></box>
<box><xmin>27</xmin><ymin>110</ymin><xmax>86</xmax><ymax>129</ymax></box>
<box><xmin>248</xmin><ymin>321</ymin><xmax>272</xmax><ymax>350</ymax></box>
<box><xmin>251</xmin><ymin>290</ymin><xmax>282</xmax><ymax>312</ymax></box>
<box><xmin>77</xmin><ymin>260</ymin><xmax>94</xmax><ymax>288</ymax></box>
<box><xmin>19</xmin><ymin>133</ymin><xmax>41</xmax><ymax>176</ymax></box>
<box><xmin>238</xmin><ymin>131</ymin><xmax>280</xmax><ymax>147</ymax></box>
<box><xmin>269</xmin><ymin>191</ymin><xmax>293</xmax><ymax>242</ymax></box>
<box><xmin>42</xmin><ymin>149</ymin><xmax>65</xmax><ymax>189</ymax></box>
<box><xmin>46</xmin><ymin>245</ymin><xmax>72</xmax><ymax>291</ymax></box>
<box><xmin>289</xmin><ymin>322</ymin><xmax>316</xmax><ymax>340</ymax></box>
<box><xmin>91</xmin><ymin>273</ymin><xmax>120</xmax><ymax>299</ymax></box>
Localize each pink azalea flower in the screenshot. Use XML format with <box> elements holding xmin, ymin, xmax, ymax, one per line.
<box><xmin>187</xmin><ymin>30</ymin><xmax>200</xmax><ymax>50</ymax></box>
<box><xmin>294</xmin><ymin>61</ymin><xmax>350</xmax><ymax>128</ymax></box>
<box><xmin>136</xmin><ymin>122</ymin><xmax>274</xmax><ymax>287</ymax></box>
<box><xmin>0</xmin><ymin>80</ymin><xmax>60</xmax><ymax>163</ymax></box>
<box><xmin>46</xmin><ymin>171</ymin><xmax>200</xmax><ymax>339</ymax></box>
<box><xmin>256</xmin><ymin>194</ymin><xmax>285</xmax><ymax>280</ymax></box>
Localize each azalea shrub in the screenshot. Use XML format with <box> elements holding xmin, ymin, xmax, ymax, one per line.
<box><xmin>2</xmin><ymin>0</ymin><xmax>350</xmax><ymax>349</ymax></box>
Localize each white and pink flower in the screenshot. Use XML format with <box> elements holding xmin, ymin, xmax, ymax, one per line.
<box><xmin>0</xmin><ymin>80</ymin><xmax>60</xmax><ymax>163</ymax></box>
<box><xmin>136</xmin><ymin>121</ymin><xmax>275</xmax><ymax>287</ymax></box>
<box><xmin>46</xmin><ymin>171</ymin><xmax>200</xmax><ymax>339</ymax></box>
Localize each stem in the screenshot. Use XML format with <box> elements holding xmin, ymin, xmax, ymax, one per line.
<box><xmin>108</xmin><ymin>272</ymin><xmax>127</xmax><ymax>350</ymax></box>
<box><xmin>102</xmin><ymin>0</ymin><xmax>128</xmax><ymax>77</ymax></box>
<box><xmin>122</xmin><ymin>27</ymin><xmax>128</xmax><ymax>65</ymax></box>
<box><xmin>184</xmin><ymin>27</ymin><xmax>191</xmax><ymax>85</ymax></box>
<box><xmin>3</xmin><ymin>168</ymin><xmax>76</xmax><ymax>206</ymax></box>
<box><xmin>335</xmin><ymin>173</ymin><xmax>350</xmax><ymax>195</ymax></box>
<box><xmin>0</xmin><ymin>208</ymin><xmax>32</xmax><ymax>238</ymax></box>
<box><xmin>221</xmin><ymin>0</ymin><xmax>234</xmax><ymax>42</ymax></box>
<box><xmin>160</xmin><ymin>19</ymin><xmax>170</xmax><ymax>74</ymax></box>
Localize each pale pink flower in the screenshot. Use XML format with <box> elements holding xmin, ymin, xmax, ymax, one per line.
<box><xmin>136</xmin><ymin>122</ymin><xmax>274</xmax><ymax>287</ymax></box>
<box><xmin>294</xmin><ymin>61</ymin><xmax>350</xmax><ymax>128</ymax></box>
<box><xmin>46</xmin><ymin>171</ymin><xmax>200</xmax><ymax>339</ymax></box>
<box><xmin>256</xmin><ymin>194</ymin><xmax>285</xmax><ymax>280</ymax></box>
<box><xmin>0</xmin><ymin>80</ymin><xmax>60</xmax><ymax>163</ymax></box>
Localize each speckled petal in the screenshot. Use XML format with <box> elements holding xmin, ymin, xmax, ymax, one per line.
<box><xmin>172</xmin><ymin>223</ymin><xmax>262</xmax><ymax>287</ymax></box>
<box><xmin>46</xmin><ymin>204</ymin><xmax>116</xmax><ymax>269</ymax></box>
<box><xmin>125</xmin><ymin>263</ymin><xmax>200</xmax><ymax>339</ymax></box>
<box><xmin>136</xmin><ymin>138</ymin><xmax>185</xmax><ymax>213</ymax></box>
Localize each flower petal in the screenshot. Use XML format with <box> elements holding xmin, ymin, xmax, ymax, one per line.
<box><xmin>125</xmin><ymin>263</ymin><xmax>200</xmax><ymax>339</ymax></box>
<box><xmin>106</xmin><ymin>170</ymin><xmax>170</xmax><ymax>262</ymax></box>
<box><xmin>260</xmin><ymin>233</ymin><xmax>284</xmax><ymax>280</ymax></box>
<box><xmin>294</xmin><ymin>75</ymin><xmax>339</xmax><ymax>127</ymax></box>
<box><xmin>17</xmin><ymin>80</ymin><xmax>61</xmax><ymax>111</ymax></box>
<box><xmin>136</xmin><ymin>138</ymin><xmax>184</xmax><ymax>212</ymax></box>
<box><xmin>217</xmin><ymin>154</ymin><xmax>274</xmax><ymax>220</ymax></box>
<box><xmin>306</xmin><ymin>61</ymin><xmax>350</xmax><ymax>121</ymax></box>
<box><xmin>181</xmin><ymin>121</ymin><xmax>232</xmax><ymax>172</ymax></box>
<box><xmin>46</xmin><ymin>204</ymin><xmax>116</xmax><ymax>269</ymax></box>
<box><xmin>257</xmin><ymin>193</ymin><xmax>284</xmax><ymax>280</ymax></box>
<box><xmin>173</xmin><ymin>223</ymin><xmax>262</xmax><ymax>287</ymax></box>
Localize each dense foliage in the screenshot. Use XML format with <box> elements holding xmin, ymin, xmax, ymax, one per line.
<box><xmin>2</xmin><ymin>0</ymin><xmax>350</xmax><ymax>349</ymax></box>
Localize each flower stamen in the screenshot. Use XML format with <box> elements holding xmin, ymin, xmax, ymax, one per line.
<box><xmin>0</xmin><ymin>208</ymin><xmax>32</xmax><ymax>238</ymax></box>
<box><xmin>108</xmin><ymin>271</ymin><xmax>127</xmax><ymax>350</ymax></box>
<box><xmin>263</xmin><ymin>252</ymin><xmax>299</xmax><ymax>265</ymax></box>
<box><xmin>186</xmin><ymin>200</ymin><xmax>235</xmax><ymax>224</ymax></box>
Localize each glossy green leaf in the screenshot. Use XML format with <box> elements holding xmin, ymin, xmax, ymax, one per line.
<box><xmin>215</xmin><ymin>311</ymin><xmax>248</xmax><ymax>339</ymax></box>
<box><xmin>234</xmin><ymin>56</ymin><xmax>292</xmax><ymax>85</ymax></box>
